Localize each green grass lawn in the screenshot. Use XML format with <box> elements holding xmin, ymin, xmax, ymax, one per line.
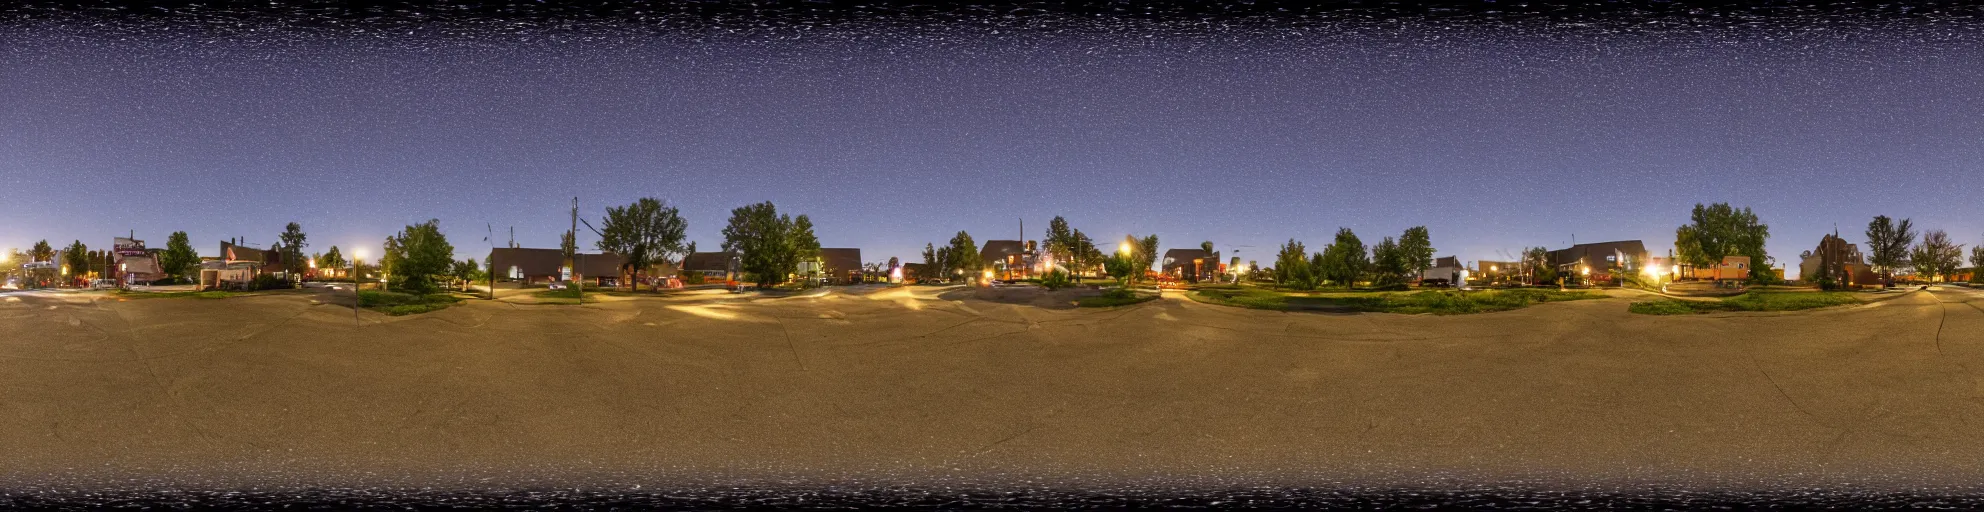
<box><xmin>1189</xmin><ymin>287</ymin><xmax>1601</xmax><ymax>315</ymax></box>
<box><xmin>1076</xmin><ymin>289</ymin><xmax>1157</xmax><ymax>308</ymax></box>
<box><xmin>359</xmin><ymin>290</ymin><xmax>463</xmax><ymax>315</ymax></box>
<box><xmin>1628</xmin><ymin>291</ymin><xmax>1864</xmax><ymax>315</ymax></box>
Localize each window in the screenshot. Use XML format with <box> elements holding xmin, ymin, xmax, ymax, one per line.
<box><xmin>1605</xmin><ymin>255</ymin><xmax>1616</xmax><ymax>262</ymax></box>
<box><xmin>509</xmin><ymin>266</ymin><xmax>522</xmax><ymax>279</ymax></box>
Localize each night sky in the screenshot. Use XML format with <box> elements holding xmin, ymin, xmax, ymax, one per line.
<box><xmin>2</xmin><ymin>3</ymin><xmax>1980</xmax><ymax>269</ymax></box>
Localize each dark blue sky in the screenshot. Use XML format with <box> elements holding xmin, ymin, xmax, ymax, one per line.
<box><xmin>3</xmin><ymin>11</ymin><xmax>1980</xmax><ymax>269</ymax></box>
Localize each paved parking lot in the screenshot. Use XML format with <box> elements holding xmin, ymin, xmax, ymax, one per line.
<box><xmin>3</xmin><ymin>285</ymin><xmax>1983</xmax><ymax>491</ymax></box>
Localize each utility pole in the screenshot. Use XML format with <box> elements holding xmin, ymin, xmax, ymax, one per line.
<box><xmin>572</xmin><ymin>197</ymin><xmax>582</xmax><ymax>299</ymax></box>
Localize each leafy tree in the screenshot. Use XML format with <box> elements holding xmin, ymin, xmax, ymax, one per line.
<box><xmin>159</xmin><ymin>231</ymin><xmax>200</xmax><ymax>280</ymax></box>
<box><xmin>1070</xmin><ymin>229</ymin><xmax>1101</xmax><ymax>282</ymax></box>
<box><xmin>685</xmin><ymin>241</ymin><xmax>698</xmax><ymax>255</ymax></box>
<box><xmin>1104</xmin><ymin>251</ymin><xmax>1141</xmax><ymax>287</ymax></box>
<box><xmin>1200</xmin><ymin>240</ymin><xmax>1215</xmax><ymax>255</ymax></box>
<box><xmin>791</xmin><ymin>214</ymin><xmax>822</xmax><ymax>280</ymax></box>
<box><xmin>1136</xmin><ymin>234</ymin><xmax>1160</xmax><ymax>281</ymax></box>
<box><xmin>1864</xmin><ymin>215</ymin><xmax>1916</xmax><ymax>286</ymax></box>
<box><xmin>451</xmin><ymin>258</ymin><xmax>483</xmax><ymax>291</ymax></box>
<box><xmin>1909</xmin><ymin>230</ymin><xmax>1964</xmax><ymax>283</ymax></box>
<box><xmin>595</xmin><ymin>197</ymin><xmax>689</xmax><ymax>291</ymax></box>
<box><xmin>1044</xmin><ymin>216</ymin><xmax>1075</xmax><ymax>269</ymax></box>
<box><xmin>921</xmin><ymin>243</ymin><xmax>938</xmax><ymax>270</ymax></box>
<box><xmin>278</xmin><ymin>222</ymin><xmax>308</xmax><ymax>283</ymax></box>
<box><xmin>560</xmin><ymin>230</ymin><xmax>578</xmax><ymax>262</ymax></box>
<box><xmin>1674</xmin><ymin>203</ymin><xmax>1769</xmax><ymax>280</ymax></box>
<box><xmin>1399</xmin><ymin>226</ymin><xmax>1435</xmax><ymax>279</ymax></box>
<box><xmin>1318</xmin><ymin>228</ymin><xmax>1368</xmax><ymax>287</ymax></box>
<box><xmin>934</xmin><ymin>246</ymin><xmax>954</xmax><ymax>280</ymax></box>
<box><xmin>31</xmin><ymin>240</ymin><xmax>53</xmax><ymax>262</ymax></box>
<box><xmin>1970</xmin><ymin>242</ymin><xmax>1984</xmax><ymax>284</ymax></box>
<box><xmin>63</xmin><ymin>240</ymin><xmax>88</xmax><ymax>281</ymax></box>
<box><xmin>1274</xmin><ymin>239</ymin><xmax>1316</xmax><ymax>290</ymax></box>
<box><xmin>383</xmin><ymin>219</ymin><xmax>455</xmax><ymax>294</ymax></box>
<box><xmin>1522</xmin><ymin>246</ymin><xmax>1555</xmax><ymax>285</ymax></box>
<box><xmin>721</xmin><ymin>201</ymin><xmax>799</xmax><ymax>287</ymax></box>
<box><xmin>947</xmin><ymin>231</ymin><xmax>982</xmax><ymax>281</ymax></box>
<box><xmin>1370</xmin><ymin>236</ymin><xmax>1408</xmax><ymax>285</ymax></box>
<box><xmin>318</xmin><ymin>246</ymin><xmax>347</xmax><ymax>271</ymax></box>
<box><xmin>887</xmin><ymin>256</ymin><xmax>899</xmax><ymax>270</ymax></box>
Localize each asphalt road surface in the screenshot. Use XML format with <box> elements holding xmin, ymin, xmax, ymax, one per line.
<box><xmin>4</xmin><ymin>286</ymin><xmax>1983</xmax><ymax>491</ymax></box>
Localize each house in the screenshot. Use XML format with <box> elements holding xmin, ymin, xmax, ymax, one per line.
<box><xmin>980</xmin><ymin>240</ymin><xmax>1032</xmax><ymax>281</ymax></box>
<box><xmin>220</xmin><ymin>239</ymin><xmax>288</xmax><ymax>277</ymax></box>
<box><xmin>1420</xmin><ymin>256</ymin><xmax>1466</xmax><ymax>285</ymax></box>
<box><xmin>488</xmin><ymin>247</ymin><xmax>626</xmax><ymax>286</ymax></box>
<box><xmin>680</xmin><ymin>251</ymin><xmax>740</xmax><ymax>282</ymax></box>
<box><xmin>1474</xmin><ymin>260</ymin><xmax>1523</xmax><ymax>283</ymax></box>
<box><xmin>819</xmin><ymin>248</ymin><xmax>863</xmax><ymax>284</ymax></box>
<box><xmin>198</xmin><ymin>259</ymin><xmax>261</xmax><ymax>290</ymax></box>
<box><xmin>1685</xmin><ymin>255</ymin><xmax>1751</xmax><ymax>281</ymax></box>
<box><xmin>1797</xmin><ymin>234</ymin><xmax>1879</xmax><ymax>287</ymax></box>
<box><xmin>901</xmin><ymin>262</ymin><xmax>934</xmax><ymax>283</ymax></box>
<box><xmin>1160</xmin><ymin>248</ymin><xmax>1223</xmax><ymax>283</ymax></box>
<box><xmin>1548</xmin><ymin>240</ymin><xmax>1649</xmax><ymax>282</ymax></box>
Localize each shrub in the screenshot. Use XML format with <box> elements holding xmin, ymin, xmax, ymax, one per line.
<box><xmin>1039</xmin><ymin>269</ymin><xmax>1073</xmax><ymax>290</ymax></box>
<box><xmin>682</xmin><ymin>272</ymin><xmax>707</xmax><ymax>285</ymax></box>
<box><xmin>249</xmin><ymin>274</ymin><xmax>290</xmax><ymax>291</ymax></box>
<box><xmin>358</xmin><ymin>290</ymin><xmax>462</xmax><ymax>315</ymax></box>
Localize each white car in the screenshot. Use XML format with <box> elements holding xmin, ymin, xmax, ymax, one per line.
<box><xmin>89</xmin><ymin>279</ymin><xmax>120</xmax><ymax>290</ymax></box>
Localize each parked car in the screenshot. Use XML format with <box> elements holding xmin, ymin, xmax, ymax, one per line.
<box><xmin>89</xmin><ymin>279</ymin><xmax>119</xmax><ymax>290</ymax></box>
<box><xmin>548</xmin><ymin>281</ymin><xmax>570</xmax><ymax>290</ymax></box>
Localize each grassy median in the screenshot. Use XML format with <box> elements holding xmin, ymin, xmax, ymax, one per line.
<box><xmin>1628</xmin><ymin>291</ymin><xmax>1863</xmax><ymax>315</ymax></box>
<box><xmin>1076</xmin><ymin>288</ymin><xmax>1158</xmax><ymax>308</ymax></box>
<box><xmin>1189</xmin><ymin>286</ymin><xmax>1600</xmax><ymax>315</ymax></box>
<box><xmin>358</xmin><ymin>290</ymin><xmax>463</xmax><ymax>315</ymax></box>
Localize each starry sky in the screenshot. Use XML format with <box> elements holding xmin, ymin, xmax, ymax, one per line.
<box><xmin>2</xmin><ymin>4</ymin><xmax>1981</xmax><ymax>269</ymax></box>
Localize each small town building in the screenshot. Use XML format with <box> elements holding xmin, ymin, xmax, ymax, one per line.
<box><xmin>819</xmin><ymin>248</ymin><xmax>863</xmax><ymax>284</ymax></box>
<box><xmin>488</xmin><ymin>247</ymin><xmax>626</xmax><ymax>286</ymax></box>
<box><xmin>1160</xmin><ymin>248</ymin><xmax>1223</xmax><ymax>283</ymax></box>
<box><xmin>1473</xmin><ymin>260</ymin><xmax>1523</xmax><ymax>283</ymax></box>
<box><xmin>1797</xmin><ymin>234</ymin><xmax>1879</xmax><ymax>287</ymax></box>
<box><xmin>1548</xmin><ymin>240</ymin><xmax>1649</xmax><ymax>283</ymax></box>
<box><xmin>901</xmin><ymin>262</ymin><xmax>933</xmax><ymax>283</ymax></box>
<box><xmin>979</xmin><ymin>240</ymin><xmax>1032</xmax><ymax>281</ymax></box>
<box><xmin>1685</xmin><ymin>255</ymin><xmax>1751</xmax><ymax>281</ymax></box>
<box><xmin>1420</xmin><ymin>256</ymin><xmax>1466</xmax><ymax>285</ymax></box>
<box><xmin>680</xmin><ymin>251</ymin><xmax>741</xmax><ymax>282</ymax></box>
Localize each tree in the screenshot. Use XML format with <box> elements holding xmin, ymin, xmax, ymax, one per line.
<box><xmin>1674</xmin><ymin>203</ymin><xmax>1769</xmax><ymax>280</ymax></box>
<box><xmin>319</xmin><ymin>246</ymin><xmax>347</xmax><ymax>271</ymax></box>
<box><xmin>595</xmin><ymin>197</ymin><xmax>689</xmax><ymax>292</ymax></box>
<box><xmin>1044</xmin><ymin>216</ymin><xmax>1075</xmax><ymax>269</ymax></box>
<box><xmin>278</xmin><ymin>222</ymin><xmax>308</xmax><ymax>283</ymax></box>
<box><xmin>921</xmin><ymin>243</ymin><xmax>938</xmax><ymax>270</ymax></box>
<box><xmin>947</xmin><ymin>231</ymin><xmax>982</xmax><ymax>282</ymax></box>
<box><xmin>1104</xmin><ymin>251</ymin><xmax>1142</xmax><ymax>287</ymax></box>
<box><xmin>62</xmin><ymin>240</ymin><xmax>88</xmax><ymax>283</ymax></box>
<box><xmin>685</xmin><ymin>241</ymin><xmax>698</xmax><ymax>255</ymax></box>
<box><xmin>451</xmin><ymin>258</ymin><xmax>483</xmax><ymax>292</ymax></box>
<box><xmin>1136</xmin><ymin>234</ymin><xmax>1160</xmax><ymax>282</ymax></box>
<box><xmin>791</xmin><ymin>214</ymin><xmax>821</xmax><ymax>281</ymax></box>
<box><xmin>721</xmin><ymin>201</ymin><xmax>799</xmax><ymax>287</ymax></box>
<box><xmin>1318</xmin><ymin>228</ymin><xmax>1369</xmax><ymax>287</ymax></box>
<box><xmin>1865</xmin><ymin>215</ymin><xmax>1916</xmax><ymax>287</ymax></box>
<box><xmin>1274</xmin><ymin>239</ymin><xmax>1316</xmax><ymax>290</ymax></box>
<box><xmin>383</xmin><ymin>219</ymin><xmax>455</xmax><ymax>294</ymax></box>
<box><xmin>1070</xmin><ymin>229</ymin><xmax>1101</xmax><ymax>282</ymax></box>
<box><xmin>934</xmin><ymin>246</ymin><xmax>954</xmax><ymax>280</ymax></box>
<box><xmin>1399</xmin><ymin>226</ymin><xmax>1435</xmax><ymax>279</ymax></box>
<box><xmin>31</xmin><ymin>240</ymin><xmax>52</xmax><ymax>262</ymax></box>
<box><xmin>560</xmin><ymin>230</ymin><xmax>578</xmax><ymax>262</ymax></box>
<box><xmin>1970</xmin><ymin>241</ymin><xmax>1984</xmax><ymax>284</ymax></box>
<box><xmin>1909</xmin><ymin>230</ymin><xmax>1964</xmax><ymax>283</ymax></box>
<box><xmin>1522</xmin><ymin>246</ymin><xmax>1555</xmax><ymax>285</ymax></box>
<box><xmin>159</xmin><ymin>231</ymin><xmax>199</xmax><ymax>280</ymax></box>
<box><xmin>1200</xmin><ymin>240</ymin><xmax>1215</xmax><ymax>255</ymax></box>
<box><xmin>1370</xmin><ymin>236</ymin><xmax>1408</xmax><ymax>285</ymax></box>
